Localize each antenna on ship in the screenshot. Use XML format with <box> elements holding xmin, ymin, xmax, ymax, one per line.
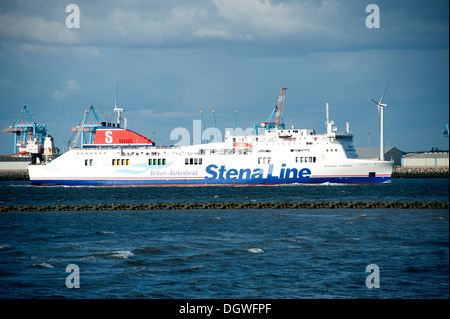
<box><xmin>233</xmin><ymin>110</ymin><xmax>237</xmax><ymax>135</ymax></box>
<box><xmin>325</xmin><ymin>103</ymin><xmax>335</xmax><ymax>135</ymax></box>
<box><xmin>200</xmin><ymin>110</ymin><xmax>204</xmax><ymax>144</ymax></box>
<box><xmin>371</xmin><ymin>85</ymin><xmax>389</xmax><ymax>161</ymax></box>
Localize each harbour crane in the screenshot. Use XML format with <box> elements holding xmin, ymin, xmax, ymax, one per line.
<box><xmin>69</xmin><ymin>105</ymin><xmax>102</xmax><ymax>149</ymax></box>
<box><xmin>254</xmin><ymin>87</ymin><xmax>288</xmax><ymax>135</ymax></box>
<box><xmin>2</xmin><ymin>105</ymin><xmax>47</xmax><ymax>155</ymax></box>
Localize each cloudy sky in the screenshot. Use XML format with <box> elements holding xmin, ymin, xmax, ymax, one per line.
<box><xmin>0</xmin><ymin>0</ymin><xmax>448</xmax><ymax>154</ymax></box>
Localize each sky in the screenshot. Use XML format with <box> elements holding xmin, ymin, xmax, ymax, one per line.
<box><xmin>0</xmin><ymin>0</ymin><xmax>448</xmax><ymax>154</ymax></box>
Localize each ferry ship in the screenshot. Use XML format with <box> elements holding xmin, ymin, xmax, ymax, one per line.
<box><xmin>28</xmin><ymin>88</ymin><xmax>394</xmax><ymax>186</ymax></box>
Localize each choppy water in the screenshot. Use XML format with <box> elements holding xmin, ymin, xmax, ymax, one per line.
<box><xmin>0</xmin><ymin>179</ymin><xmax>448</xmax><ymax>299</ymax></box>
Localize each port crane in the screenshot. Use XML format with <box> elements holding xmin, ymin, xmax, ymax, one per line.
<box><xmin>254</xmin><ymin>88</ymin><xmax>287</xmax><ymax>135</ymax></box>
<box><xmin>2</xmin><ymin>105</ymin><xmax>47</xmax><ymax>155</ymax></box>
<box><xmin>69</xmin><ymin>105</ymin><xmax>102</xmax><ymax>149</ymax></box>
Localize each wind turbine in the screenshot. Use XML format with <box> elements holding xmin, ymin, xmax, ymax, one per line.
<box><xmin>371</xmin><ymin>85</ymin><xmax>389</xmax><ymax>161</ymax></box>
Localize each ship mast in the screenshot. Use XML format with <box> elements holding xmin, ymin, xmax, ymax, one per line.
<box><xmin>325</xmin><ymin>103</ymin><xmax>334</xmax><ymax>134</ymax></box>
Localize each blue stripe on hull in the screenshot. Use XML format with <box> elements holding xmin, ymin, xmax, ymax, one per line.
<box><xmin>30</xmin><ymin>176</ymin><xmax>391</xmax><ymax>186</ymax></box>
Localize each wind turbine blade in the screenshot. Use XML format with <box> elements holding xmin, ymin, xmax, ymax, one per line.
<box><xmin>379</xmin><ymin>85</ymin><xmax>389</xmax><ymax>104</ymax></box>
<box><xmin>371</xmin><ymin>98</ymin><xmax>379</xmax><ymax>105</ymax></box>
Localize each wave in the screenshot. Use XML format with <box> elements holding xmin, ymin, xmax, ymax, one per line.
<box><xmin>180</xmin><ymin>265</ymin><xmax>204</xmax><ymax>272</ymax></box>
<box><xmin>108</xmin><ymin>250</ymin><xmax>134</xmax><ymax>259</ymax></box>
<box><xmin>27</xmin><ymin>262</ymin><xmax>54</xmax><ymax>268</ymax></box>
<box><xmin>246</xmin><ymin>248</ymin><xmax>264</xmax><ymax>254</ymax></box>
<box><xmin>98</xmin><ymin>250</ymin><xmax>134</xmax><ymax>259</ymax></box>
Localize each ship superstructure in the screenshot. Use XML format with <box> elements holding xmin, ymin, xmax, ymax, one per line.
<box><xmin>28</xmin><ymin>88</ymin><xmax>394</xmax><ymax>186</ymax></box>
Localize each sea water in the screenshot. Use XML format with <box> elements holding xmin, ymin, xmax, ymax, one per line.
<box><xmin>0</xmin><ymin>179</ymin><xmax>448</xmax><ymax>299</ymax></box>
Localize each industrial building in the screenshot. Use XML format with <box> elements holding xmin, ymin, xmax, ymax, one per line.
<box><xmin>401</xmin><ymin>152</ymin><xmax>449</xmax><ymax>168</ymax></box>
<box><xmin>356</xmin><ymin>147</ymin><xmax>405</xmax><ymax>166</ymax></box>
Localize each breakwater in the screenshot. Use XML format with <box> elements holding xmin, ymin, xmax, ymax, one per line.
<box><xmin>392</xmin><ymin>166</ymin><xmax>449</xmax><ymax>178</ymax></box>
<box><xmin>1</xmin><ymin>200</ymin><xmax>448</xmax><ymax>212</ymax></box>
<box><xmin>0</xmin><ymin>170</ymin><xmax>28</xmax><ymax>181</ymax></box>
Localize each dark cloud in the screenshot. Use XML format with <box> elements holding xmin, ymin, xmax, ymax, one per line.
<box><xmin>0</xmin><ymin>0</ymin><xmax>448</xmax><ymax>154</ymax></box>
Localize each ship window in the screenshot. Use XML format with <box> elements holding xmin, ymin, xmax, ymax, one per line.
<box><xmin>369</xmin><ymin>172</ymin><xmax>376</xmax><ymax>178</ymax></box>
<box><xmin>185</xmin><ymin>158</ymin><xmax>189</xmax><ymax>165</ymax></box>
<box><xmin>199</xmin><ymin>158</ymin><xmax>202</xmax><ymax>165</ymax></box>
<box><xmin>126</xmin><ymin>159</ymin><xmax>130</xmax><ymax>165</ymax></box>
<box><xmin>121</xmin><ymin>159</ymin><xmax>125</xmax><ymax>165</ymax></box>
<box><xmin>148</xmin><ymin>159</ymin><xmax>152</xmax><ymax>165</ymax></box>
<box><xmin>194</xmin><ymin>158</ymin><xmax>198</xmax><ymax>165</ymax></box>
<box><xmin>112</xmin><ymin>159</ymin><xmax>116</xmax><ymax>166</ymax></box>
<box><xmin>190</xmin><ymin>158</ymin><xmax>193</xmax><ymax>165</ymax></box>
<box><xmin>162</xmin><ymin>159</ymin><xmax>166</xmax><ymax>165</ymax></box>
<box><xmin>84</xmin><ymin>159</ymin><xmax>93</xmax><ymax>166</ymax></box>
